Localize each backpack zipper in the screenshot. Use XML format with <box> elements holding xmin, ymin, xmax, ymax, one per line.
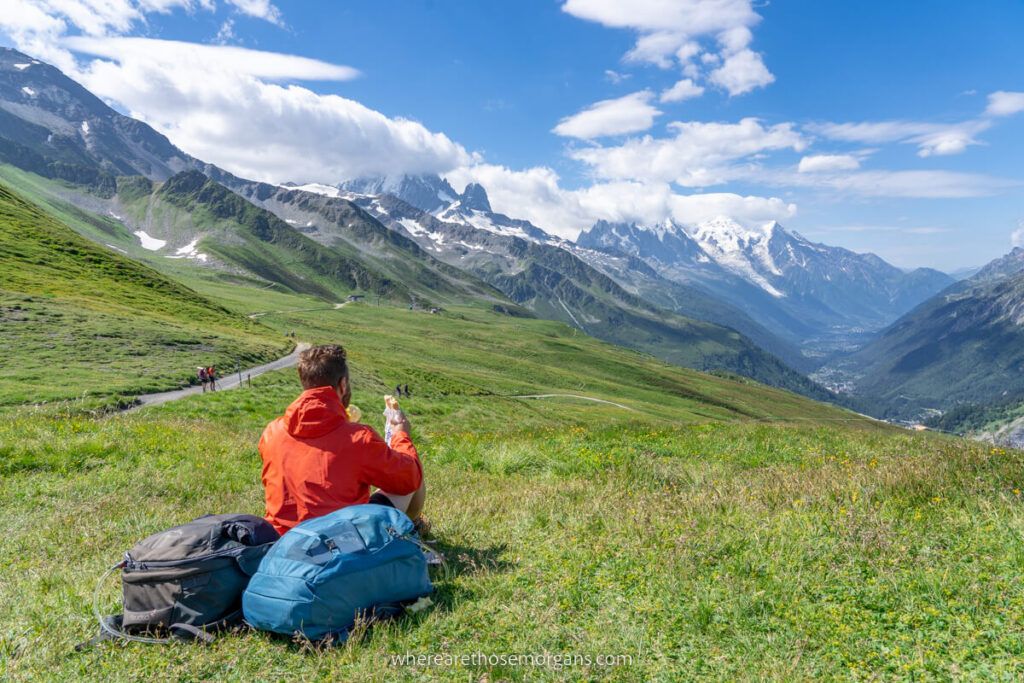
<box><xmin>125</xmin><ymin>543</ymin><xmax>269</xmax><ymax>571</ymax></box>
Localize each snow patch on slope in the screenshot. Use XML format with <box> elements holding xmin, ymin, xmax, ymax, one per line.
<box><xmin>398</xmin><ymin>217</ymin><xmax>427</xmax><ymax>237</ymax></box>
<box><xmin>133</xmin><ymin>230</ymin><xmax>166</xmax><ymax>251</ymax></box>
<box><xmin>166</xmin><ymin>238</ymin><xmax>209</xmax><ymax>263</ymax></box>
<box><xmin>287</xmin><ymin>183</ymin><xmax>340</xmax><ymax>198</ymax></box>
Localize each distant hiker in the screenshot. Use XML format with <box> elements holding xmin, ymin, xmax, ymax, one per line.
<box><xmin>197</xmin><ymin>367</ymin><xmax>208</xmax><ymax>392</ymax></box>
<box><xmin>207</xmin><ymin>366</ymin><xmax>217</xmax><ymax>391</ymax></box>
<box><xmin>404</xmin><ymin>384</ymin><xmax>410</xmax><ymax>397</ymax></box>
<box><xmin>259</xmin><ymin>344</ymin><xmax>426</xmax><ymax>535</ymax></box>
<box><xmin>395</xmin><ymin>384</ymin><xmax>403</xmax><ymax>398</ymax></box>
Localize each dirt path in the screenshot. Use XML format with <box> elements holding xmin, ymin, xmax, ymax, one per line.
<box><xmin>248</xmin><ymin>302</ymin><xmax>348</xmax><ymax>319</ymax></box>
<box><xmin>127</xmin><ymin>342</ymin><xmax>311</xmax><ymax>411</ymax></box>
<box><xmin>508</xmin><ymin>393</ymin><xmax>636</xmax><ymax>411</ymax></box>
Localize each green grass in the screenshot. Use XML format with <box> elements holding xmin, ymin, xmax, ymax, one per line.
<box><xmin>0</xmin><ymin>180</ymin><xmax>287</xmax><ymax>406</ymax></box>
<box><xmin>5</xmin><ymin>285</ymin><xmax>1024</xmax><ymax>679</ymax></box>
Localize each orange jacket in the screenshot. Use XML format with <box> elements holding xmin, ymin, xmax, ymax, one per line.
<box><xmin>258</xmin><ymin>386</ymin><xmax>422</xmax><ymax>534</ymax></box>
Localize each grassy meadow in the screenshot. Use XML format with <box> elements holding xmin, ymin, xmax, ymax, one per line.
<box><xmin>4</xmin><ymin>174</ymin><xmax>1024</xmax><ymax>680</ymax></box>
<box><xmin>3</xmin><ymin>288</ymin><xmax>1024</xmax><ymax>680</ymax></box>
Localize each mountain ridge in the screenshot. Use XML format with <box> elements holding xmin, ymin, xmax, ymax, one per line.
<box><xmin>0</xmin><ymin>47</ymin><xmax>830</xmax><ymax>398</ymax></box>
<box><xmin>578</xmin><ymin>215</ymin><xmax>954</xmax><ymax>356</ymax></box>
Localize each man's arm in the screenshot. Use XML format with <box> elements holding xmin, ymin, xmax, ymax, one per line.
<box><xmin>358</xmin><ymin>426</ymin><xmax>423</xmax><ymax>496</ymax></box>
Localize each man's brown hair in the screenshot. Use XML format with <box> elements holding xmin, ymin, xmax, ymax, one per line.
<box><xmin>298</xmin><ymin>344</ymin><xmax>349</xmax><ymax>390</ymax></box>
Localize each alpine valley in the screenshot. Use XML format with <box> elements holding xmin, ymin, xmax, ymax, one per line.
<box><xmin>1</xmin><ymin>46</ymin><xmax>1013</xmax><ymax>432</ymax></box>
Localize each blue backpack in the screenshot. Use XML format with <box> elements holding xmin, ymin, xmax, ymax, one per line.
<box><xmin>242</xmin><ymin>504</ymin><xmax>432</xmax><ymax>641</ymax></box>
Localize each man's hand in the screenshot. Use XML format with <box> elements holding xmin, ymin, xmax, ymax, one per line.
<box><xmin>389</xmin><ymin>410</ymin><xmax>412</xmax><ymax>435</ymax></box>
<box><xmin>385</xmin><ymin>395</ymin><xmax>412</xmax><ymax>435</ymax></box>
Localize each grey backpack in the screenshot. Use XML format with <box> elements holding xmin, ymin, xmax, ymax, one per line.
<box><xmin>80</xmin><ymin>514</ymin><xmax>279</xmax><ymax>648</ymax></box>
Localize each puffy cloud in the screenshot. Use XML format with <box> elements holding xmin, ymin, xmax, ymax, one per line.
<box><xmin>570</xmin><ymin>117</ymin><xmax>805</xmax><ymax>186</ymax></box>
<box><xmin>797</xmin><ymin>154</ymin><xmax>861</xmax><ymax>173</ymax></box>
<box><xmin>562</xmin><ymin>0</ymin><xmax>773</xmax><ymax>98</ymax></box>
<box><xmin>986</xmin><ymin>91</ymin><xmax>1024</xmax><ymax>117</ymax></box>
<box><xmin>0</xmin><ymin>0</ymin><xmax>277</xmax><ymax>69</ymax></box>
<box><xmin>70</xmin><ymin>42</ymin><xmax>472</xmax><ymax>183</ymax></box>
<box><xmin>447</xmin><ymin>163</ymin><xmax>796</xmax><ymax>239</ymax></box>
<box><xmin>2</xmin><ymin>2</ymin><xmax>473</xmax><ymax>184</ymax></box>
<box><xmin>1</xmin><ymin>0</ymin><xmax>263</xmax><ymax>39</ymax></box>
<box><xmin>561</xmin><ymin>0</ymin><xmax>759</xmax><ymax>41</ymax></box>
<box><xmin>1012</xmin><ymin>220</ymin><xmax>1024</xmax><ymax>248</ymax></box>
<box><xmin>659</xmin><ymin>78</ymin><xmax>704</xmax><ymax>103</ymax></box>
<box><xmin>224</xmin><ymin>0</ymin><xmax>281</xmax><ymax>24</ymax></box>
<box><xmin>708</xmin><ymin>48</ymin><xmax>774</xmax><ymax>96</ymax></box>
<box><xmin>624</xmin><ymin>31</ymin><xmax>689</xmax><ymax>68</ymax></box>
<box><xmin>446</xmin><ymin>164</ymin><xmax>589</xmax><ymax>237</ymax></box>
<box><xmin>552</xmin><ymin>91</ymin><xmax>661</xmax><ymax>139</ymax></box>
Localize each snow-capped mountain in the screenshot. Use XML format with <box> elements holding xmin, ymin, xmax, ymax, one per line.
<box><xmin>324</xmin><ymin>174</ymin><xmax>808</xmax><ymax>370</ymax></box>
<box><xmin>338</xmin><ymin>174</ymin><xmax>459</xmax><ymax>214</ymax></box>
<box><xmin>578</xmin><ymin>217</ymin><xmax>954</xmax><ymax>355</ymax></box>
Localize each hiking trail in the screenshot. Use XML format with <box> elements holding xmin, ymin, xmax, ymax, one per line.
<box><xmin>127</xmin><ymin>342</ymin><xmax>311</xmax><ymax>411</ymax></box>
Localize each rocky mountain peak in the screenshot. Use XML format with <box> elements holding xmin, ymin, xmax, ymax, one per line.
<box><xmin>459</xmin><ymin>182</ymin><xmax>491</xmax><ymax>213</ymax></box>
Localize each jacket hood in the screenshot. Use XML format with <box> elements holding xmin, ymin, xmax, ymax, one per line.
<box><xmin>283</xmin><ymin>386</ymin><xmax>348</xmax><ymax>439</ymax></box>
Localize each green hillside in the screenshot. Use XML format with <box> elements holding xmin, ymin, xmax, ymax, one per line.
<box><xmin>0</xmin><ymin>164</ymin><xmax>499</xmax><ymax>308</ymax></box>
<box><xmin>486</xmin><ymin>242</ymin><xmax>834</xmax><ymax>401</ymax></box>
<box><xmin>0</xmin><ymin>181</ymin><xmax>285</xmax><ymax>406</ymax></box>
<box><xmin>845</xmin><ymin>272</ymin><xmax>1024</xmax><ymax>421</ymax></box>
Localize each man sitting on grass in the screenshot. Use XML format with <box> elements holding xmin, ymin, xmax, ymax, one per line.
<box><xmin>258</xmin><ymin>344</ymin><xmax>426</xmax><ymax>535</ymax></box>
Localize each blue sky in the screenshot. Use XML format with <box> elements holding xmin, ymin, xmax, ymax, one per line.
<box><xmin>2</xmin><ymin>0</ymin><xmax>1023</xmax><ymax>271</ymax></box>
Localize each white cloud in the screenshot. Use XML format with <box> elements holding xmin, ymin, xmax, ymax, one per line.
<box><xmin>668</xmin><ymin>191</ymin><xmax>795</xmax><ymax>226</ymax></box>
<box><xmin>708</xmin><ymin>48</ymin><xmax>774</xmax><ymax>96</ymax></box>
<box><xmin>562</xmin><ymin>0</ymin><xmax>773</xmax><ymax>98</ymax></box>
<box><xmin>69</xmin><ymin>44</ymin><xmax>472</xmax><ymax>183</ymax></box>
<box><xmin>675</xmin><ymin>41</ymin><xmax>701</xmax><ymax>63</ymax></box>
<box><xmin>0</xmin><ymin>0</ymin><xmax>278</xmax><ymax>69</ymax></box>
<box><xmin>812</xmin><ymin>119</ymin><xmax>991</xmax><ymax>158</ymax></box>
<box><xmin>224</xmin><ymin>0</ymin><xmax>281</xmax><ymax>24</ymax></box>
<box><xmin>448</xmin><ymin>163</ymin><xmax>796</xmax><ymax>238</ymax></box>
<box><xmin>603</xmin><ymin>69</ymin><xmax>630</xmax><ymax>84</ymax></box>
<box><xmin>797</xmin><ymin>154</ymin><xmax>861</xmax><ymax>173</ymax></box>
<box><xmin>659</xmin><ymin>78</ymin><xmax>703</xmax><ymax>103</ymax></box>
<box><xmin>783</xmin><ymin>169</ymin><xmax>1013</xmax><ymax>199</ymax></box>
<box><xmin>2</xmin><ymin>3</ymin><xmax>473</xmax><ymax>184</ymax></box>
<box><xmin>986</xmin><ymin>91</ymin><xmax>1024</xmax><ymax>117</ymax></box>
<box><xmin>446</xmin><ymin>164</ymin><xmax>589</xmax><ymax>237</ymax></box>
<box><xmin>214</xmin><ymin>18</ymin><xmax>235</xmax><ymax>44</ymax></box>
<box><xmin>66</xmin><ymin>36</ymin><xmax>360</xmax><ymax>81</ymax></box>
<box><xmin>552</xmin><ymin>90</ymin><xmax>661</xmax><ymax>139</ymax></box>
<box><xmin>570</xmin><ymin>117</ymin><xmax>805</xmax><ymax>186</ymax></box>
<box><xmin>561</xmin><ymin>0</ymin><xmax>759</xmax><ymax>41</ymax></box>
<box><xmin>1012</xmin><ymin>220</ymin><xmax>1024</xmax><ymax>248</ymax></box>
